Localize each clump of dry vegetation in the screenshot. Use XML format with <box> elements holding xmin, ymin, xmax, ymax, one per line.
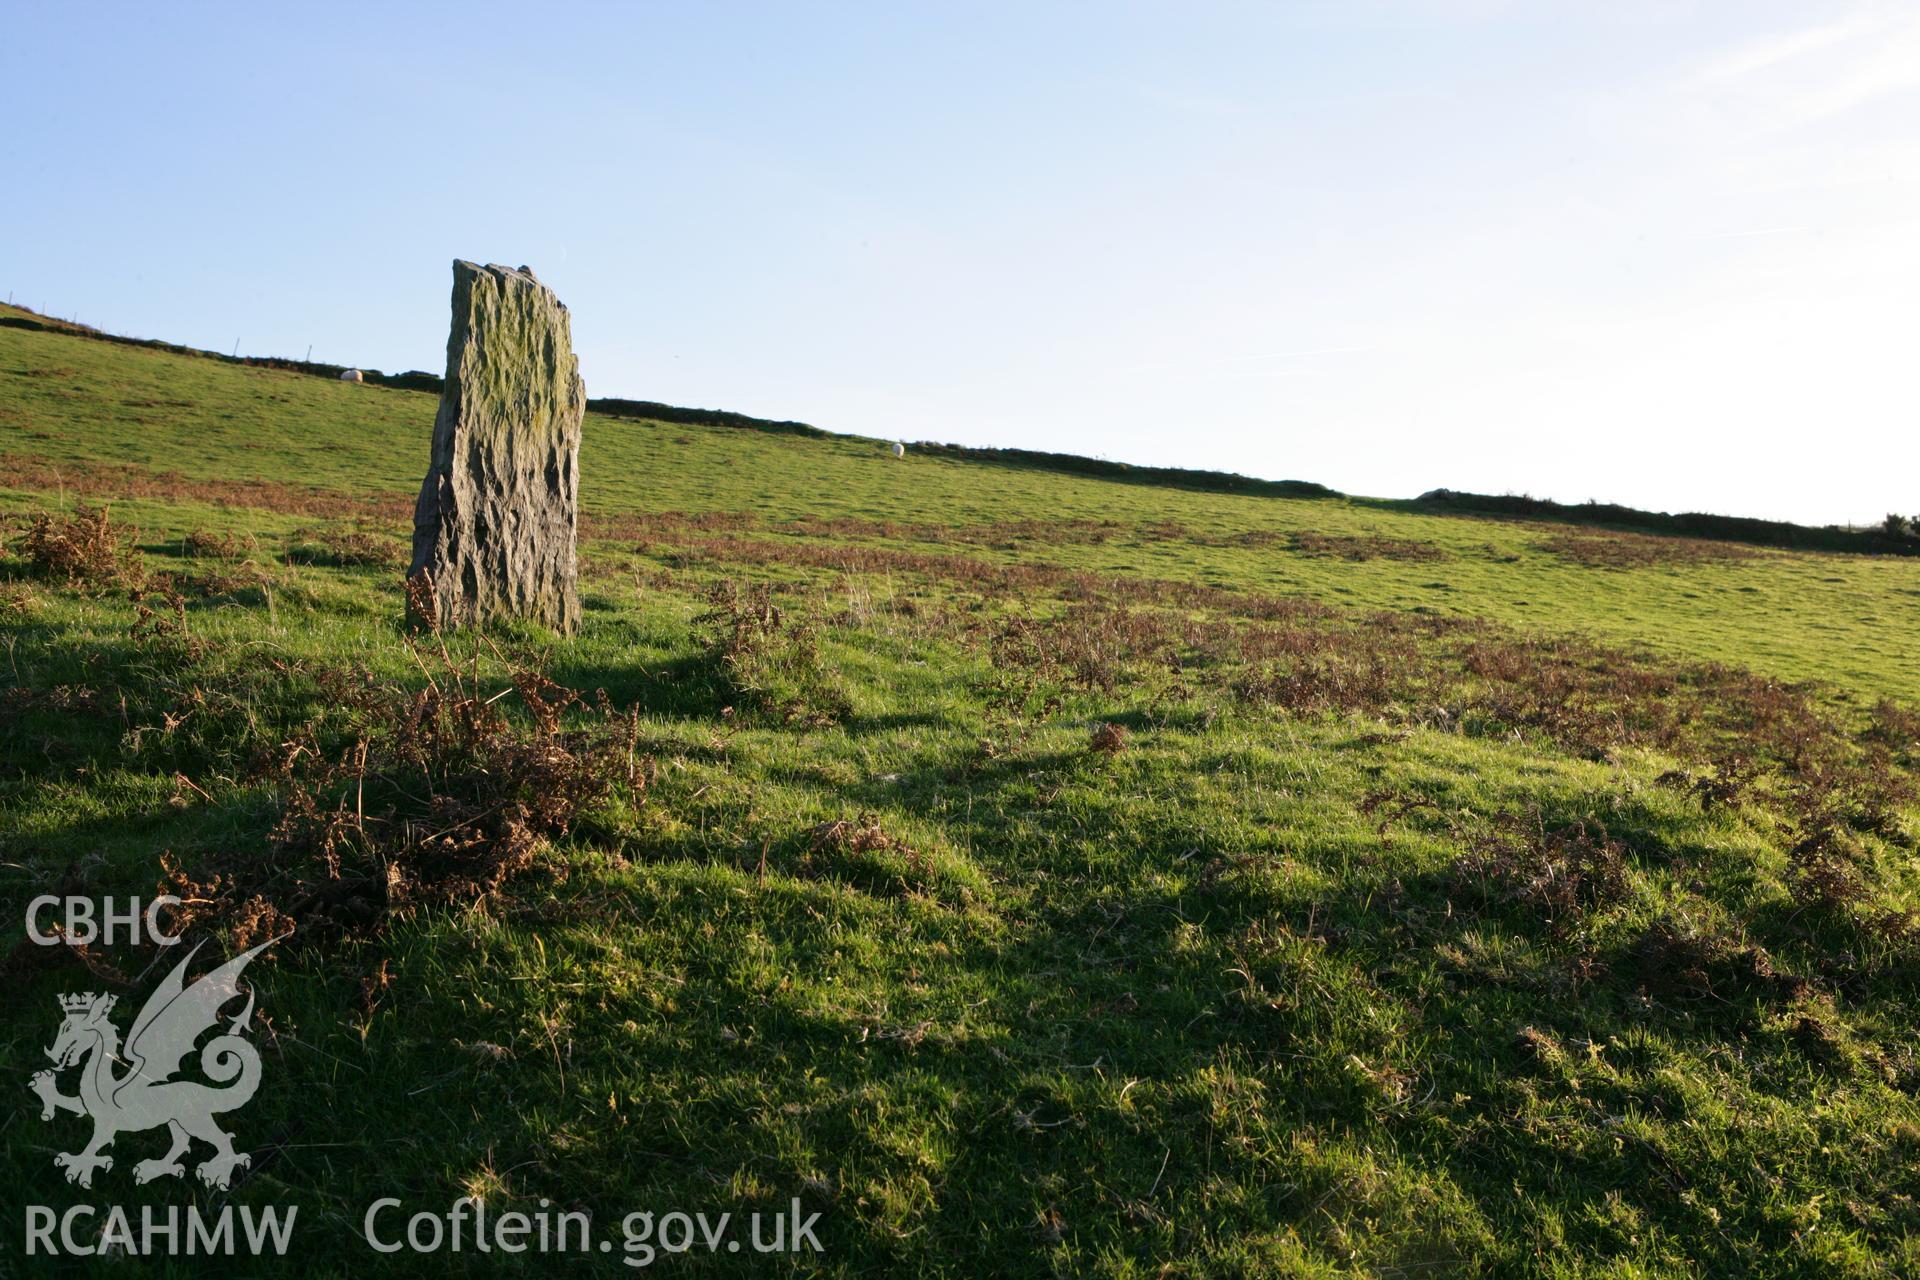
<box><xmin>164</xmin><ymin>649</ymin><xmax>645</xmax><ymax>948</ymax></box>
<box><xmin>1865</xmin><ymin>698</ymin><xmax>1920</xmax><ymax>756</ymax></box>
<box><xmin>1449</xmin><ymin>811</ymin><xmax>1631</xmax><ymax>934</ymax></box>
<box><xmin>128</xmin><ymin>584</ymin><xmax>213</xmax><ymax>665</ymax></box>
<box><xmin>181</xmin><ymin>526</ymin><xmax>251</xmax><ymax>559</ymax></box>
<box><xmin>14</xmin><ymin>503</ymin><xmax>141</xmax><ymax>586</ymax></box>
<box><xmin>285</xmin><ymin>521</ymin><xmax>407</xmax><ymax>568</ymax></box>
<box><xmin>804</xmin><ymin>811</ymin><xmax>929</xmax><ymax>890</ymax></box>
<box><xmin>695</xmin><ymin>581</ymin><xmax>852</xmax><ymax>727</ymax></box>
<box><xmin>1785</xmin><ymin>817</ymin><xmax>1873</xmax><ymax>915</ymax></box>
<box><xmin>1631</xmin><ymin>918</ymin><xmax>1811</xmax><ymax>1008</ymax></box>
<box><xmin>1232</xmin><ymin>623</ymin><xmax>1422</xmax><ymax>716</ymax></box>
<box><xmin>1287</xmin><ymin>531</ymin><xmax>1449</xmax><ymax>562</ymax></box>
<box><xmin>1655</xmin><ymin>755</ymin><xmax>1760</xmax><ymax>811</ymax></box>
<box><xmin>1118</xmin><ymin>525</ymin><xmax>1451</xmax><ymax>561</ymax></box>
<box><xmin>0</xmin><ymin>451</ymin><xmax>409</xmax><ymax>524</ymax></box>
<box><xmin>809</xmin><ymin>812</ymin><xmax>912</xmax><ymax>859</ymax></box>
<box><xmin>1536</xmin><ymin>531</ymin><xmax>1759</xmax><ymax>569</ymax></box>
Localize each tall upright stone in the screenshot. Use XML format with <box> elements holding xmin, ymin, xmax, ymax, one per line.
<box><xmin>409</xmin><ymin>261</ymin><xmax>585</xmax><ymax>634</ymax></box>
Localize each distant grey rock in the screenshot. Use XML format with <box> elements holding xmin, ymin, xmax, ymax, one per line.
<box><xmin>408</xmin><ymin>260</ymin><xmax>585</xmax><ymax>633</ymax></box>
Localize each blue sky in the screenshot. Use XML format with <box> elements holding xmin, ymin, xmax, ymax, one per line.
<box><xmin>6</xmin><ymin>1</ymin><xmax>1917</xmax><ymax>524</ymax></box>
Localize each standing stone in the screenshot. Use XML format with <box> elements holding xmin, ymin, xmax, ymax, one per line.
<box><xmin>409</xmin><ymin>261</ymin><xmax>585</xmax><ymax>634</ymax></box>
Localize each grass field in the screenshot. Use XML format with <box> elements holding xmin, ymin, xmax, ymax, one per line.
<box><xmin>3</xmin><ymin>306</ymin><xmax>1919</xmax><ymax>1276</ymax></box>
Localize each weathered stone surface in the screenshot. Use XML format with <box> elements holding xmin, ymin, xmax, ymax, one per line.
<box><xmin>409</xmin><ymin>261</ymin><xmax>585</xmax><ymax>633</ymax></box>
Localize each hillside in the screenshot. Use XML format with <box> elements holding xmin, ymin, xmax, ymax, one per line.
<box><xmin>3</xmin><ymin>310</ymin><xmax>1919</xmax><ymax>1276</ymax></box>
<box><xmin>3</xmin><ymin>304</ymin><xmax>1915</xmax><ymax>697</ymax></box>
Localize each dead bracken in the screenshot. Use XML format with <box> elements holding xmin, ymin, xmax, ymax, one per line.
<box><xmin>163</xmin><ymin>645</ymin><xmax>645</xmax><ymax>948</ymax></box>
<box><xmin>1536</xmin><ymin>531</ymin><xmax>1759</xmax><ymax>569</ymax></box>
<box><xmin>14</xmin><ymin>503</ymin><xmax>141</xmax><ymax>586</ymax></box>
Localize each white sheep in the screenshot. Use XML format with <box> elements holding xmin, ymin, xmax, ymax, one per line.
<box><xmin>340</xmin><ymin>368</ymin><xmax>364</xmax><ymax>383</ymax></box>
<box><xmin>892</xmin><ymin>441</ymin><xmax>905</xmax><ymax>459</ymax></box>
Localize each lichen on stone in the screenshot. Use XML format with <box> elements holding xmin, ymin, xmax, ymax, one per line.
<box><xmin>409</xmin><ymin>260</ymin><xmax>585</xmax><ymax>634</ymax></box>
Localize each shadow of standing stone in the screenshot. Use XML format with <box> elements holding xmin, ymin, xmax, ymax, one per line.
<box><xmin>408</xmin><ymin>260</ymin><xmax>585</xmax><ymax>634</ymax></box>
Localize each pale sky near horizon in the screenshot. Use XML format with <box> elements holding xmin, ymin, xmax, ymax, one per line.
<box><xmin>5</xmin><ymin>1</ymin><xmax>1917</xmax><ymax>525</ymax></box>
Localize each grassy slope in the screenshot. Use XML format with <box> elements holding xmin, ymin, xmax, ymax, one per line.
<box><xmin>2</xmin><ymin>306</ymin><xmax>1914</xmax><ymax>699</ymax></box>
<box><xmin>1</xmin><ymin>312</ymin><xmax>1918</xmax><ymax>1277</ymax></box>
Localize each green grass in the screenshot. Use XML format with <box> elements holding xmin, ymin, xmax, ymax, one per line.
<box><xmin>3</xmin><ymin>304</ymin><xmax>1914</xmax><ymax>699</ymax></box>
<box><xmin>2</xmin><ymin>311</ymin><xmax>1919</xmax><ymax>1276</ymax></box>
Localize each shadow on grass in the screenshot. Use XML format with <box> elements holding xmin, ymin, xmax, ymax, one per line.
<box><xmin>550</xmin><ymin>651</ymin><xmax>726</xmax><ymax>720</ymax></box>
